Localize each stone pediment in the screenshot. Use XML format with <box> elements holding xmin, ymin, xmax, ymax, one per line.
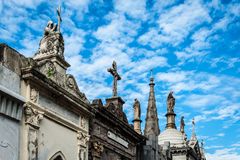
<box><xmin>38</xmin><ymin>60</ymin><xmax>89</xmax><ymax>103</ymax></box>
<box><xmin>21</xmin><ymin>59</ymin><xmax>89</xmax><ymax>104</ymax></box>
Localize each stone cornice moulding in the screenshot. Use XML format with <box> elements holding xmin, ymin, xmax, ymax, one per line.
<box><xmin>21</xmin><ymin>60</ymin><xmax>90</xmax><ymax>105</ymax></box>
<box><xmin>21</xmin><ymin>70</ymin><xmax>94</xmax><ymax>118</ymax></box>
<box><xmin>0</xmin><ymin>85</ymin><xmax>25</xmax><ymax>120</ymax></box>
<box><xmin>0</xmin><ymin>84</ymin><xmax>25</xmax><ymax>102</ymax></box>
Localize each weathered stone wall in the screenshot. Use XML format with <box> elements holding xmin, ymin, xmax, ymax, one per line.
<box><xmin>38</xmin><ymin>93</ymin><xmax>80</xmax><ymax>125</ymax></box>
<box><xmin>0</xmin><ymin>50</ymin><xmax>24</xmax><ymax>160</ymax></box>
<box><xmin>0</xmin><ymin>115</ymin><xmax>20</xmax><ymax>160</ymax></box>
<box><xmin>0</xmin><ymin>65</ymin><xmax>21</xmax><ymax>93</ymax></box>
<box><xmin>38</xmin><ymin>118</ymin><xmax>79</xmax><ymax>160</ymax></box>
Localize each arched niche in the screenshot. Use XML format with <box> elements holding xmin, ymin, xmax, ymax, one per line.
<box><xmin>49</xmin><ymin>151</ymin><xmax>66</xmax><ymax>160</ymax></box>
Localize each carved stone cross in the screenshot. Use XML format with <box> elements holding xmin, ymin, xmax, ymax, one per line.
<box><xmin>57</xmin><ymin>5</ymin><xmax>62</xmax><ymax>32</ymax></box>
<box><xmin>108</xmin><ymin>61</ymin><xmax>121</xmax><ymax>97</ymax></box>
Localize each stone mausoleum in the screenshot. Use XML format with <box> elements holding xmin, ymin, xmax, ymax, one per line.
<box><xmin>0</xmin><ymin>6</ymin><xmax>206</xmax><ymax>160</ymax></box>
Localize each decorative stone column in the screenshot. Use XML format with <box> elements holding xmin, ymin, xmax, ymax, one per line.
<box><xmin>77</xmin><ymin>131</ymin><xmax>90</xmax><ymax>160</ymax></box>
<box><xmin>24</xmin><ymin>103</ymin><xmax>44</xmax><ymax>160</ymax></box>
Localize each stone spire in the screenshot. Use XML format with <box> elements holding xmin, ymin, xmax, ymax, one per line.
<box><xmin>133</xmin><ymin>98</ymin><xmax>142</xmax><ymax>134</ymax></box>
<box><xmin>165</xmin><ymin>91</ymin><xmax>177</xmax><ymax>129</ymax></box>
<box><xmin>144</xmin><ymin>76</ymin><xmax>160</xmax><ymax>137</ymax></box>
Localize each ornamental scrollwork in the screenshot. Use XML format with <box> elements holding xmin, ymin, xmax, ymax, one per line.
<box><xmin>77</xmin><ymin>131</ymin><xmax>90</xmax><ymax>147</ymax></box>
<box><xmin>93</xmin><ymin>141</ymin><xmax>104</xmax><ymax>154</ymax></box>
<box><xmin>24</xmin><ymin>103</ymin><xmax>44</xmax><ymax>128</ymax></box>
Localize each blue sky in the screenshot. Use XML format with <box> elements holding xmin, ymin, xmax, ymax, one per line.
<box><xmin>0</xmin><ymin>0</ymin><xmax>239</xmax><ymax>159</ymax></box>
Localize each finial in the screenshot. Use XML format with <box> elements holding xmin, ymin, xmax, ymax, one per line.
<box><xmin>150</xmin><ymin>69</ymin><xmax>153</xmax><ymax>78</ymax></box>
<box><xmin>149</xmin><ymin>69</ymin><xmax>155</xmax><ymax>85</ymax></box>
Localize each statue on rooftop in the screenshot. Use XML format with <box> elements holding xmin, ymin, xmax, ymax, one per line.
<box><xmin>107</xmin><ymin>61</ymin><xmax>121</xmax><ymax>97</ymax></box>
<box><xmin>180</xmin><ymin>116</ymin><xmax>185</xmax><ymax>133</ymax></box>
<box><xmin>133</xmin><ymin>98</ymin><xmax>141</xmax><ymax>120</ymax></box>
<box><xmin>34</xmin><ymin>5</ymin><xmax>64</xmax><ymax>60</ymax></box>
<box><xmin>167</xmin><ymin>91</ymin><xmax>175</xmax><ymax>113</ymax></box>
<box><xmin>44</xmin><ymin>21</ymin><xmax>57</xmax><ymax>36</ymax></box>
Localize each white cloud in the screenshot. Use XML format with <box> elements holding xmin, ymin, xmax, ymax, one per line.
<box><xmin>232</xmin><ymin>142</ymin><xmax>240</xmax><ymax>147</ymax></box>
<box><xmin>94</xmin><ymin>12</ymin><xmax>139</xmax><ymax>43</ymax></box>
<box><xmin>127</xmin><ymin>56</ymin><xmax>168</xmax><ymax>74</ymax></box>
<box><xmin>205</xmin><ymin>145</ymin><xmax>224</xmax><ymax>150</ymax></box>
<box><xmin>160</xmin><ymin>71</ymin><xmax>221</xmax><ymax>93</ymax></box>
<box><xmin>206</xmin><ymin>148</ymin><xmax>240</xmax><ymax>160</ymax></box>
<box><xmin>18</xmin><ymin>31</ymin><xmax>41</xmax><ymax>57</ymax></box>
<box><xmin>216</xmin><ymin>133</ymin><xmax>225</xmax><ymax>137</ymax></box>
<box><xmin>213</xmin><ymin>104</ymin><xmax>240</xmax><ymax>120</ymax></box>
<box><xmin>152</xmin><ymin>0</ymin><xmax>177</xmax><ymax>12</ymax></box>
<box><xmin>138</xmin><ymin>0</ymin><xmax>211</xmax><ymax>48</ymax></box>
<box><xmin>158</xmin><ymin>0</ymin><xmax>211</xmax><ymax>42</ymax></box>
<box><xmin>157</xmin><ymin>71</ymin><xmax>188</xmax><ymax>83</ymax></box>
<box><xmin>65</xmin><ymin>0</ymin><xmax>90</xmax><ymax>12</ymax></box>
<box><xmin>64</xmin><ymin>29</ymin><xmax>86</xmax><ymax>57</ymax></box>
<box><xmin>182</xmin><ymin>94</ymin><xmax>224</xmax><ymax>108</ymax></box>
<box><xmin>0</xmin><ymin>0</ymin><xmax>2</xmax><ymax>14</ymax></box>
<box><xmin>174</xmin><ymin>2</ymin><xmax>238</xmax><ymax>63</ymax></box>
<box><xmin>114</xmin><ymin>0</ymin><xmax>147</xmax><ymax>19</ymax></box>
<box><xmin>7</xmin><ymin>0</ymin><xmax>44</xmax><ymax>8</ymax></box>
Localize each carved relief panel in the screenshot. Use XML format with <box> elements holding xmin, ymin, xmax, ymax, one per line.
<box><xmin>24</xmin><ymin>103</ymin><xmax>44</xmax><ymax>160</ymax></box>
<box><xmin>80</xmin><ymin>116</ymin><xmax>88</xmax><ymax>130</ymax></box>
<box><xmin>77</xmin><ymin>131</ymin><xmax>90</xmax><ymax>160</ymax></box>
<box><xmin>30</xmin><ymin>88</ymin><xmax>39</xmax><ymax>103</ymax></box>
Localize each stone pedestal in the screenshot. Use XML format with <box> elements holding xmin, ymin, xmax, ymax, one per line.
<box><xmin>106</xmin><ymin>96</ymin><xmax>125</xmax><ymax>111</ymax></box>
<box><xmin>165</xmin><ymin>112</ymin><xmax>176</xmax><ymax>129</ymax></box>
<box><xmin>132</xmin><ymin>118</ymin><xmax>142</xmax><ymax>134</ymax></box>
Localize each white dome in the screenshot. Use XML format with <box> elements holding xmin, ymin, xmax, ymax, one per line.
<box><xmin>158</xmin><ymin>128</ymin><xmax>185</xmax><ymax>147</ymax></box>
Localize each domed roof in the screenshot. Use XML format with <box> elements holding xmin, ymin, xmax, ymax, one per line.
<box><xmin>158</xmin><ymin>128</ymin><xmax>185</xmax><ymax>147</ymax></box>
